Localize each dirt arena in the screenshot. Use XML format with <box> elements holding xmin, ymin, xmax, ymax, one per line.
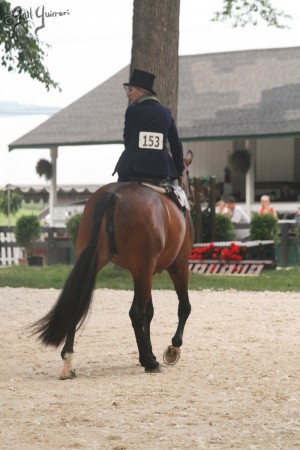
<box><xmin>0</xmin><ymin>287</ymin><xmax>299</xmax><ymax>450</ymax></box>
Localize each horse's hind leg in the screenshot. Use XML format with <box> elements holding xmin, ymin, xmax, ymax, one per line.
<box><xmin>59</xmin><ymin>327</ymin><xmax>76</xmax><ymax>380</ymax></box>
<box><xmin>165</xmin><ymin>265</ymin><xmax>191</xmax><ymax>363</ymax></box>
<box><xmin>144</xmin><ymin>295</ymin><xmax>156</xmax><ymax>361</ymax></box>
<box><xmin>129</xmin><ymin>280</ymin><xmax>160</xmax><ymax>372</ymax></box>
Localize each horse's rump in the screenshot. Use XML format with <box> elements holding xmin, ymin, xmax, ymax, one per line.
<box><xmin>77</xmin><ymin>182</ymin><xmax>190</xmax><ymax>273</ymax></box>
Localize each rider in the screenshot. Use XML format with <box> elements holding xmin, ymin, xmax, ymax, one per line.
<box><xmin>112</xmin><ymin>69</ymin><xmax>185</xmax><ymax>184</ymax></box>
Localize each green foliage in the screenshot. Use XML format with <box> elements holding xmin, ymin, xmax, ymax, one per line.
<box><xmin>15</xmin><ymin>214</ymin><xmax>41</xmax><ymax>256</ymax></box>
<box><xmin>66</xmin><ymin>213</ymin><xmax>82</xmax><ymax>247</ymax></box>
<box><xmin>229</xmin><ymin>149</ymin><xmax>252</xmax><ymax>174</ymax></box>
<box><xmin>215</xmin><ymin>213</ymin><xmax>237</xmax><ymax>242</ymax></box>
<box><xmin>200</xmin><ymin>209</ymin><xmax>210</xmax><ymax>242</ymax></box>
<box><xmin>297</xmin><ymin>223</ymin><xmax>300</xmax><ymax>242</ymax></box>
<box><xmin>0</xmin><ymin>1</ymin><xmax>60</xmax><ymax>91</ymax></box>
<box><xmin>196</xmin><ymin>209</ymin><xmax>237</xmax><ymax>243</ymax></box>
<box><xmin>212</xmin><ymin>0</ymin><xmax>291</xmax><ymax>29</ymax></box>
<box><xmin>250</xmin><ymin>213</ymin><xmax>279</xmax><ymax>242</ymax></box>
<box><xmin>0</xmin><ymin>190</ymin><xmax>22</xmax><ymax>216</ymax></box>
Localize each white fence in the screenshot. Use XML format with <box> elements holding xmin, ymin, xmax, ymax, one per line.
<box><xmin>0</xmin><ymin>230</ymin><xmax>24</xmax><ymax>265</ymax></box>
<box><xmin>0</xmin><ymin>226</ymin><xmax>74</xmax><ymax>266</ymax></box>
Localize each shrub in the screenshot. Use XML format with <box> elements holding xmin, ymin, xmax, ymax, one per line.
<box><xmin>15</xmin><ymin>214</ymin><xmax>41</xmax><ymax>257</ymax></box>
<box><xmin>66</xmin><ymin>213</ymin><xmax>82</xmax><ymax>247</ymax></box>
<box><xmin>250</xmin><ymin>213</ymin><xmax>279</xmax><ymax>242</ymax></box>
<box><xmin>193</xmin><ymin>209</ymin><xmax>237</xmax><ymax>243</ymax></box>
<box><xmin>297</xmin><ymin>223</ymin><xmax>300</xmax><ymax>242</ymax></box>
<box><xmin>215</xmin><ymin>213</ymin><xmax>237</xmax><ymax>242</ymax></box>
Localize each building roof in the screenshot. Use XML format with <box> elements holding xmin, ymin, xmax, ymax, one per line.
<box><xmin>1</xmin><ymin>184</ymin><xmax>101</xmax><ymax>203</ymax></box>
<box><xmin>9</xmin><ymin>46</ymin><xmax>300</xmax><ymax>150</ymax></box>
<box><xmin>178</xmin><ymin>46</ymin><xmax>300</xmax><ymax>141</ymax></box>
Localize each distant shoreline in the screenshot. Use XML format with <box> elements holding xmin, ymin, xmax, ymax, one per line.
<box><xmin>0</xmin><ymin>102</ymin><xmax>60</xmax><ymax>117</ymax></box>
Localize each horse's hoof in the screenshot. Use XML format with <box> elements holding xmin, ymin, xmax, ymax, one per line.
<box><xmin>163</xmin><ymin>345</ymin><xmax>181</xmax><ymax>365</ymax></box>
<box><xmin>145</xmin><ymin>363</ymin><xmax>162</xmax><ymax>373</ymax></box>
<box><xmin>59</xmin><ymin>369</ymin><xmax>76</xmax><ymax>380</ymax></box>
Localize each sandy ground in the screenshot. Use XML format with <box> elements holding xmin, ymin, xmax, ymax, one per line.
<box><xmin>0</xmin><ymin>287</ymin><xmax>299</xmax><ymax>450</ymax></box>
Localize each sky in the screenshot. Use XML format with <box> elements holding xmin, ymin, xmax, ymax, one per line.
<box><xmin>1</xmin><ymin>0</ymin><xmax>300</xmax><ymax>187</ymax></box>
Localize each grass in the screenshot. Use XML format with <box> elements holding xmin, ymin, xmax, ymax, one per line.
<box><xmin>0</xmin><ymin>263</ymin><xmax>300</xmax><ymax>291</ymax></box>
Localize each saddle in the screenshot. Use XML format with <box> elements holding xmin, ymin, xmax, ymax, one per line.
<box><xmin>129</xmin><ymin>178</ymin><xmax>190</xmax><ymax>212</ymax></box>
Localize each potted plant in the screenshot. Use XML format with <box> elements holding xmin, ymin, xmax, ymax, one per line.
<box><xmin>249</xmin><ymin>213</ymin><xmax>279</xmax><ymax>263</ymax></box>
<box><xmin>197</xmin><ymin>209</ymin><xmax>237</xmax><ymax>243</ymax></box>
<box><xmin>36</xmin><ymin>159</ymin><xmax>53</xmax><ymax>180</ymax></box>
<box><xmin>215</xmin><ymin>213</ymin><xmax>237</xmax><ymax>242</ymax></box>
<box><xmin>229</xmin><ymin>149</ymin><xmax>252</xmax><ymax>174</ymax></box>
<box><xmin>15</xmin><ymin>214</ymin><xmax>42</xmax><ymax>265</ymax></box>
<box><xmin>250</xmin><ymin>213</ymin><xmax>279</xmax><ymax>242</ymax></box>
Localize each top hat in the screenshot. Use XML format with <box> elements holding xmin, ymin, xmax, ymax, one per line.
<box><xmin>123</xmin><ymin>69</ymin><xmax>156</xmax><ymax>95</ymax></box>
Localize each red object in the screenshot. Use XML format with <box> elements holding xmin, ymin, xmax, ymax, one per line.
<box><xmin>190</xmin><ymin>243</ymin><xmax>244</xmax><ymax>262</ymax></box>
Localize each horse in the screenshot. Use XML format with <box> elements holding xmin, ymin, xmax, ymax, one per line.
<box><xmin>30</xmin><ymin>150</ymin><xmax>195</xmax><ymax>378</ymax></box>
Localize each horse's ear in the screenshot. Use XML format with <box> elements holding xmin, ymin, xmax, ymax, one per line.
<box><xmin>184</xmin><ymin>150</ymin><xmax>193</xmax><ymax>166</ymax></box>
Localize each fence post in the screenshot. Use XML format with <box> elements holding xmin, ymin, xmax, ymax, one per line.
<box><xmin>210</xmin><ymin>176</ymin><xmax>216</xmax><ymax>242</ymax></box>
<box><xmin>194</xmin><ymin>177</ymin><xmax>202</xmax><ymax>243</ymax></box>
<box><xmin>279</xmin><ymin>222</ymin><xmax>289</xmax><ymax>267</ymax></box>
<box><xmin>47</xmin><ymin>227</ymin><xmax>55</xmax><ymax>265</ymax></box>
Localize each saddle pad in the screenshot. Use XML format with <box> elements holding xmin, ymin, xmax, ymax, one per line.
<box><xmin>141</xmin><ymin>182</ymin><xmax>190</xmax><ymax>211</ymax></box>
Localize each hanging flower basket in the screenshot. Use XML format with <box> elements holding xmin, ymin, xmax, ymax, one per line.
<box><xmin>36</xmin><ymin>159</ymin><xmax>53</xmax><ymax>180</ymax></box>
<box><xmin>229</xmin><ymin>150</ymin><xmax>252</xmax><ymax>174</ymax></box>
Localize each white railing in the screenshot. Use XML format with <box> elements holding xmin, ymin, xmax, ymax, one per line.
<box><xmin>0</xmin><ymin>230</ymin><xmax>24</xmax><ymax>265</ymax></box>
<box><xmin>0</xmin><ymin>226</ymin><xmax>73</xmax><ymax>266</ymax></box>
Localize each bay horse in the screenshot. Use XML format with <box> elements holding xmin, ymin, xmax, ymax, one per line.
<box><xmin>30</xmin><ymin>151</ymin><xmax>194</xmax><ymax>378</ymax></box>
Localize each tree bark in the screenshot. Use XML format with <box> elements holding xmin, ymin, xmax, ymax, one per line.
<box><xmin>130</xmin><ymin>0</ymin><xmax>180</xmax><ymax>118</ymax></box>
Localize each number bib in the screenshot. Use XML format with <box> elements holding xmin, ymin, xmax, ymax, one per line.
<box><xmin>139</xmin><ymin>131</ymin><xmax>163</xmax><ymax>150</ymax></box>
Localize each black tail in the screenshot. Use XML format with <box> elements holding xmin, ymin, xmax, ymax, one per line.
<box><xmin>29</xmin><ymin>192</ymin><xmax>116</xmax><ymax>347</ymax></box>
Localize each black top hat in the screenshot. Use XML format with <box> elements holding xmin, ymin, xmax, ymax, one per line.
<box><xmin>123</xmin><ymin>69</ymin><xmax>156</xmax><ymax>95</ymax></box>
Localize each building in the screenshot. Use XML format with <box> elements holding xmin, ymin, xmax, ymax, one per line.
<box><xmin>9</xmin><ymin>46</ymin><xmax>300</xmax><ymax>222</ymax></box>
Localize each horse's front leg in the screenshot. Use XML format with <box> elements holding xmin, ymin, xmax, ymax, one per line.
<box><xmin>60</xmin><ymin>327</ymin><xmax>76</xmax><ymax>380</ymax></box>
<box><xmin>129</xmin><ymin>281</ymin><xmax>160</xmax><ymax>372</ymax></box>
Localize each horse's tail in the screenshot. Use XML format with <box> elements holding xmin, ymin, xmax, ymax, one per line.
<box><xmin>29</xmin><ymin>192</ymin><xmax>116</xmax><ymax>347</ymax></box>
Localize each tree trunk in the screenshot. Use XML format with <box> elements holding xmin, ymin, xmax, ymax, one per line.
<box><xmin>130</xmin><ymin>0</ymin><xmax>180</xmax><ymax>118</ymax></box>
